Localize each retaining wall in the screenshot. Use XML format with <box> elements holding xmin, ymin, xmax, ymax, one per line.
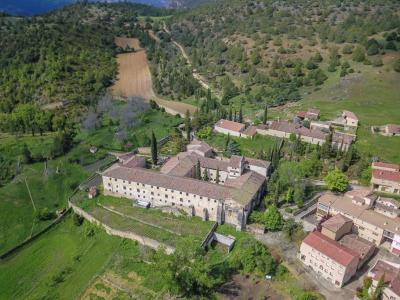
<box><xmin>69</xmin><ymin>201</ymin><xmax>175</xmax><ymax>254</ymax></box>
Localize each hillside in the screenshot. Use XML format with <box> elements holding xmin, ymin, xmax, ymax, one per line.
<box><xmin>0</xmin><ymin>2</ymin><xmax>170</xmax><ymax>114</ymax></box>
<box><xmin>161</xmin><ymin>0</ymin><xmax>400</xmax><ymax>161</ymax></box>
<box><xmin>0</xmin><ymin>0</ymin><xmax>209</xmax><ymax>16</ymax></box>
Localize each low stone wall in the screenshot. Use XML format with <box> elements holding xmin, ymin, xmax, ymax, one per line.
<box><xmin>0</xmin><ymin>208</ymin><xmax>71</xmax><ymax>260</ymax></box>
<box><xmin>69</xmin><ymin>201</ymin><xmax>175</xmax><ymax>254</ymax></box>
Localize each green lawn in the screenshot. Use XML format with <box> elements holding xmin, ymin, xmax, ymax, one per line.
<box><xmin>0</xmin><ymin>216</ymin><xmax>155</xmax><ymax>300</ymax></box>
<box><xmin>0</xmin><ymin>160</ymin><xmax>87</xmax><ymax>254</ymax></box>
<box><xmin>205</xmin><ymin>132</ymin><xmax>279</xmax><ymax>157</ymax></box>
<box><xmin>73</xmin><ymin>193</ymin><xmax>214</xmax><ymax>247</ymax></box>
<box><xmin>291</xmin><ymin>63</ymin><xmax>400</xmax><ymax>162</ymax></box>
<box><xmin>75</xmin><ymin>109</ymin><xmax>182</xmax><ymax>152</ymax></box>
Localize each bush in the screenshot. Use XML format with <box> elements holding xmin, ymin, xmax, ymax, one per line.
<box><xmin>36</xmin><ymin>208</ymin><xmax>57</xmax><ymax>221</ymax></box>
<box><xmin>73</xmin><ymin>214</ymin><xmax>84</xmax><ymax>226</ymax></box>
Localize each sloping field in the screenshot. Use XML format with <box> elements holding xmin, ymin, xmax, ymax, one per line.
<box><xmin>112</xmin><ymin>37</ymin><xmax>196</xmax><ymax>115</ymax></box>
<box><xmin>112</xmin><ymin>50</ymin><xmax>155</xmax><ymax>100</ymax></box>
<box><xmin>114</xmin><ymin>37</ymin><xmax>141</xmax><ymax>50</ymax></box>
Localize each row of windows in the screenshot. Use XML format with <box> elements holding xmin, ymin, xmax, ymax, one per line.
<box><xmin>108</xmin><ymin>179</ymin><xmax>219</xmax><ymax>203</ymax></box>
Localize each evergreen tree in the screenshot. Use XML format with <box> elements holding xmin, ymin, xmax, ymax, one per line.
<box><xmin>321</xmin><ymin>133</ymin><xmax>332</xmax><ymax>159</ymax></box>
<box><xmin>196</xmin><ymin>160</ymin><xmax>201</xmax><ymax>180</ymax></box>
<box><xmin>184</xmin><ymin>109</ymin><xmax>191</xmax><ymax>141</ymax></box>
<box><xmin>225</xmin><ymin>133</ymin><xmax>230</xmax><ymax>151</ymax></box>
<box><xmin>263</xmin><ymin>105</ymin><xmax>268</xmax><ymax>124</ymax></box>
<box><xmin>215</xmin><ymin>168</ymin><xmax>220</xmax><ymax>184</ymax></box>
<box><xmin>238</xmin><ymin>105</ymin><xmax>243</xmax><ymax>123</ymax></box>
<box><xmin>228</xmin><ymin>106</ymin><xmax>233</xmax><ymax>121</ymax></box>
<box><xmin>203</xmin><ymin>168</ymin><xmax>209</xmax><ymax>181</ymax></box>
<box><xmin>151</xmin><ymin>131</ymin><xmax>158</xmax><ymax>166</ymax></box>
<box><xmin>21</xmin><ymin>143</ymin><xmax>33</xmax><ymax>164</ymax></box>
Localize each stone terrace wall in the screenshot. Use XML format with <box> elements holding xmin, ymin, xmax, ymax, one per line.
<box><xmin>69</xmin><ymin>201</ymin><xmax>175</xmax><ymax>254</ymax></box>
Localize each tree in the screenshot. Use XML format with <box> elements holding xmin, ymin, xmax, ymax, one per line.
<box><xmin>263</xmin><ymin>105</ymin><xmax>268</xmax><ymax>124</ymax></box>
<box><xmin>294</xmin><ymin>183</ymin><xmax>305</xmax><ymax>207</ymax></box>
<box><xmin>151</xmin><ymin>131</ymin><xmax>158</xmax><ymax>166</ymax></box>
<box><xmin>264</xmin><ymin>204</ymin><xmax>283</xmax><ymax>231</ymax></box>
<box><xmin>238</xmin><ymin>105</ymin><xmax>243</xmax><ymax>123</ymax></box>
<box><xmin>352</xmin><ymin>46</ymin><xmax>365</xmax><ymax>62</ymax></box>
<box><xmin>321</xmin><ymin>133</ymin><xmax>332</xmax><ymax>159</ymax></box>
<box><xmin>154</xmin><ymin>237</ymin><xmax>222</xmax><ymax>297</ymax></box>
<box><xmin>324</xmin><ymin>169</ymin><xmax>349</xmax><ymax>193</ymax></box>
<box><xmin>226</xmin><ymin>140</ymin><xmax>241</xmax><ymax>156</ymax></box>
<box><xmin>393</xmin><ymin>59</ymin><xmax>400</xmax><ymax>72</ymax></box>
<box><xmin>197</xmin><ymin>126</ymin><xmax>212</xmax><ymax>139</ymax></box>
<box><xmin>203</xmin><ymin>168</ymin><xmax>209</xmax><ymax>181</ymax></box>
<box><xmin>373</xmin><ymin>274</ymin><xmax>386</xmax><ymax>299</ymax></box>
<box><xmin>21</xmin><ymin>143</ymin><xmax>33</xmax><ymax>164</ymax></box>
<box><xmin>230</xmin><ymin>238</ymin><xmax>276</xmax><ymax>276</ymax></box>
<box><xmin>215</xmin><ymin>168</ymin><xmax>220</xmax><ymax>184</ymax></box>
<box><xmin>283</xmin><ymin>218</ymin><xmax>303</xmax><ymax>242</ymax></box>
<box><xmin>184</xmin><ymin>110</ymin><xmax>191</xmax><ymax>141</ymax></box>
<box><xmin>196</xmin><ymin>160</ymin><xmax>201</xmax><ymax>180</ymax></box>
<box><xmin>366</xmin><ymin>39</ymin><xmax>380</xmax><ymax>56</ymax></box>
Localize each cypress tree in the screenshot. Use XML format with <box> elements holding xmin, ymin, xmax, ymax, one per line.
<box><xmin>239</xmin><ymin>105</ymin><xmax>243</xmax><ymax>123</ymax></box>
<box><xmin>216</xmin><ymin>167</ymin><xmax>220</xmax><ymax>184</ymax></box>
<box><xmin>184</xmin><ymin>109</ymin><xmax>191</xmax><ymax>141</ymax></box>
<box><xmin>225</xmin><ymin>133</ymin><xmax>230</xmax><ymax>151</ymax></box>
<box><xmin>263</xmin><ymin>105</ymin><xmax>268</xmax><ymax>124</ymax></box>
<box><xmin>151</xmin><ymin>131</ymin><xmax>157</xmax><ymax>166</ymax></box>
<box><xmin>203</xmin><ymin>168</ymin><xmax>209</xmax><ymax>181</ymax></box>
<box><xmin>196</xmin><ymin>160</ymin><xmax>201</xmax><ymax>180</ymax></box>
<box><xmin>228</xmin><ymin>105</ymin><xmax>233</xmax><ymax>121</ymax></box>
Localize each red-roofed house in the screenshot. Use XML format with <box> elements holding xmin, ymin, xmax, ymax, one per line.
<box><xmin>342</xmin><ymin>111</ymin><xmax>359</xmax><ymax>127</ymax></box>
<box><xmin>371</xmin><ymin>162</ymin><xmax>400</xmax><ymax>195</ymax></box>
<box><xmin>214</xmin><ymin>119</ymin><xmax>245</xmax><ymax>137</ymax></box>
<box><xmin>368</xmin><ymin>260</ymin><xmax>400</xmax><ymax>300</ymax></box>
<box><xmin>384</xmin><ymin>124</ymin><xmax>400</xmax><ymax>137</ymax></box>
<box><xmin>300</xmin><ymin>231</ymin><xmax>359</xmax><ymax>287</ymax></box>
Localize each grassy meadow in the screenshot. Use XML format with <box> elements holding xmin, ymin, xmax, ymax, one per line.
<box><xmin>0</xmin><ymin>216</ymin><xmax>156</xmax><ymax>300</ymax></box>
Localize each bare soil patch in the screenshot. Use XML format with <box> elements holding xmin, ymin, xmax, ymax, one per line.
<box><xmin>112</xmin><ymin>50</ymin><xmax>155</xmax><ymax>100</ymax></box>
<box><xmin>112</xmin><ymin>37</ymin><xmax>196</xmax><ymax>116</ymax></box>
<box><xmin>114</xmin><ymin>37</ymin><xmax>142</xmax><ymax>50</ymax></box>
<box><xmin>217</xmin><ymin>274</ymin><xmax>284</xmax><ymax>300</ymax></box>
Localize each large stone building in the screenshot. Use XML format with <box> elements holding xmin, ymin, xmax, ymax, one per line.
<box><xmin>102</xmin><ymin>141</ymin><xmax>270</xmax><ymax>230</ymax></box>
<box><xmin>300</xmin><ymin>214</ymin><xmax>375</xmax><ymax>287</ymax></box>
<box><xmin>214</xmin><ymin>119</ymin><xmax>245</xmax><ymax>137</ymax></box>
<box><xmin>371</xmin><ymin>162</ymin><xmax>400</xmax><ymax>195</ymax></box>
<box><xmin>317</xmin><ymin>189</ymin><xmax>400</xmax><ymax>256</ymax></box>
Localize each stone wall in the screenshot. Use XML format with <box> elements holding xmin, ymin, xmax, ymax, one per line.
<box><xmin>69</xmin><ymin>201</ymin><xmax>175</xmax><ymax>254</ymax></box>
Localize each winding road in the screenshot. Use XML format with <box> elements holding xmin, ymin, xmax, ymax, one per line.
<box><xmin>161</xmin><ymin>23</ymin><xmax>220</xmax><ymax>98</ymax></box>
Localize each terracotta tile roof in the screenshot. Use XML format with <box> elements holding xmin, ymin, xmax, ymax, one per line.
<box><xmin>245</xmin><ymin>157</ymin><xmax>271</xmax><ymax>169</ymax></box>
<box><xmin>372</xmin><ymin>161</ymin><xmax>400</xmax><ymax>171</ymax></box>
<box><xmin>297</xmin><ymin>111</ymin><xmax>307</xmax><ymax>119</ymax></box>
<box><xmin>269</xmin><ymin>121</ymin><xmax>327</xmax><ymax>140</ymax></box>
<box><xmin>338</xmin><ymin>234</ymin><xmax>375</xmax><ymax>260</ymax></box>
<box><xmin>187</xmin><ymin>139</ymin><xmax>213</xmax><ymax>154</ymax></box>
<box><xmin>103</xmin><ymin>165</ymin><xmax>265</xmax><ymax>206</ymax></box>
<box><xmin>303</xmin><ymin>231</ymin><xmax>359</xmax><ymax>266</ymax></box>
<box><xmin>229</xmin><ymin>155</ymin><xmax>243</xmax><ymax>168</ymax></box>
<box><xmin>319</xmin><ymin>192</ymin><xmax>400</xmax><ymax>233</ymax></box>
<box><xmin>369</xmin><ymin>260</ymin><xmax>400</xmax><ymax>297</ymax></box>
<box><xmin>121</xmin><ymin>156</ymin><xmax>146</xmax><ymax>169</ymax></box>
<box><xmin>387</xmin><ymin>124</ymin><xmax>400</xmax><ymax>134</ymax></box>
<box><xmin>322</xmin><ymin>214</ymin><xmax>352</xmax><ymax>233</ymax></box>
<box><xmin>343</xmin><ymin>110</ymin><xmax>358</xmax><ymax>120</ymax></box>
<box><xmin>215</xmin><ymin>119</ymin><xmax>245</xmax><ymax>133</ymax></box>
<box><xmin>242</xmin><ymin>125</ymin><xmax>257</xmax><ymax>137</ymax></box>
<box><xmin>333</xmin><ymin>132</ymin><xmax>356</xmax><ymax>145</ymax></box>
<box><xmin>372</xmin><ymin>169</ymin><xmax>400</xmax><ymax>183</ymax></box>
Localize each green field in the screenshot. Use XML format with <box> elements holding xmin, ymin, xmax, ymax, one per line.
<box><xmin>299</xmin><ymin>63</ymin><xmax>400</xmax><ymax>163</ymax></box>
<box><xmin>0</xmin><ymin>160</ymin><xmax>87</xmax><ymax>254</ymax></box>
<box><xmin>75</xmin><ymin>109</ymin><xmax>182</xmax><ymax>152</ymax></box>
<box><xmin>0</xmin><ymin>216</ymin><xmax>164</xmax><ymax>300</ymax></box>
<box><xmin>73</xmin><ymin>193</ymin><xmax>214</xmax><ymax>247</ymax></box>
<box><xmin>205</xmin><ymin>132</ymin><xmax>279</xmax><ymax>157</ymax></box>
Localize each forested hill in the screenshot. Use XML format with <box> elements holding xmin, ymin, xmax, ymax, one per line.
<box><xmin>0</xmin><ymin>2</ymin><xmax>171</xmax><ymax>114</ymax></box>
<box><xmin>168</xmin><ymin>0</ymin><xmax>400</xmax><ymax>107</ymax></box>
